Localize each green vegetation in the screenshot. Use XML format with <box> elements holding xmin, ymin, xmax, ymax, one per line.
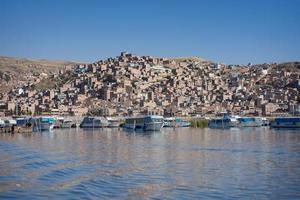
<box><xmin>190</xmin><ymin>118</ymin><xmax>209</xmax><ymax>128</ymax></box>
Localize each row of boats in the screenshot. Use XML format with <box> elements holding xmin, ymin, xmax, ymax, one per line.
<box><xmin>208</xmin><ymin>113</ymin><xmax>300</xmax><ymax>129</ymax></box>
<box><xmin>79</xmin><ymin>116</ymin><xmax>190</xmax><ymax>131</ymax></box>
<box><xmin>0</xmin><ymin>114</ymin><xmax>299</xmax><ymax>133</ymax></box>
<box><xmin>0</xmin><ymin>116</ymin><xmax>190</xmax><ymax>132</ymax></box>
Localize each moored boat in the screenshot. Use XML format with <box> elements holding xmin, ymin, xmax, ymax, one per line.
<box><xmin>4</xmin><ymin>119</ymin><xmax>17</xmax><ymax>127</ymax></box>
<box><xmin>270</xmin><ymin>117</ymin><xmax>300</xmax><ymax>128</ymax></box>
<box><xmin>54</xmin><ymin>117</ymin><xmax>64</xmax><ymax>128</ymax></box>
<box><xmin>0</xmin><ymin>119</ymin><xmax>5</xmax><ymax>128</ymax></box>
<box><xmin>208</xmin><ymin>118</ymin><xmax>232</xmax><ymax>129</ymax></box>
<box><xmin>261</xmin><ymin>117</ymin><xmax>270</xmax><ymax>126</ymax></box>
<box><xmin>163</xmin><ymin>117</ymin><xmax>190</xmax><ymax>127</ymax></box>
<box><xmin>208</xmin><ymin>112</ymin><xmax>239</xmax><ymax>128</ymax></box>
<box><xmin>237</xmin><ymin>117</ymin><xmax>263</xmax><ymax>127</ymax></box>
<box><xmin>33</xmin><ymin>116</ymin><xmax>56</xmax><ymax>132</ymax></box>
<box><xmin>16</xmin><ymin>117</ymin><xmax>34</xmax><ymax>133</ymax></box>
<box><xmin>79</xmin><ymin>116</ymin><xmax>109</xmax><ymax>128</ymax></box>
<box><xmin>54</xmin><ymin>117</ymin><xmax>76</xmax><ymax>128</ymax></box>
<box><xmin>0</xmin><ymin>118</ymin><xmax>17</xmax><ymax>133</ymax></box>
<box><xmin>124</xmin><ymin>115</ymin><xmax>164</xmax><ymax>131</ymax></box>
<box><xmin>61</xmin><ymin>120</ymin><xmax>74</xmax><ymax>128</ymax></box>
<box><xmin>107</xmin><ymin>117</ymin><xmax>121</xmax><ymax>128</ymax></box>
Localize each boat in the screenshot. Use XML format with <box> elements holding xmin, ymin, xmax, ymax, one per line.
<box><xmin>54</xmin><ymin>117</ymin><xmax>74</xmax><ymax>128</ymax></box>
<box><xmin>261</xmin><ymin>117</ymin><xmax>270</xmax><ymax>126</ymax></box>
<box><xmin>0</xmin><ymin>118</ymin><xmax>17</xmax><ymax>133</ymax></box>
<box><xmin>163</xmin><ymin>117</ymin><xmax>190</xmax><ymax>127</ymax></box>
<box><xmin>33</xmin><ymin>116</ymin><xmax>56</xmax><ymax>131</ymax></box>
<box><xmin>79</xmin><ymin>116</ymin><xmax>109</xmax><ymax>128</ymax></box>
<box><xmin>123</xmin><ymin>115</ymin><xmax>164</xmax><ymax>131</ymax></box>
<box><xmin>61</xmin><ymin>120</ymin><xmax>74</xmax><ymax>128</ymax></box>
<box><xmin>16</xmin><ymin>118</ymin><xmax>34</xmax><ymax>133</ymax></box>
<box><xmin>208</xmin><ymin>118</ymin><xmax>232</xmax><ymax>129</ymax></box>
<box><xmin>3</xmin><ymin>119</ymin><xmax>17</xmax><ymax>127</ymax></box>
<box><xmin>54</xmin><ymin>117</ymin><xmax>64</xmax><ymax>128</ymax></box>
<box><xmin>208</xmin><ymin>112</ymin><xmax>239</xmax><ymax>128</ymax></box>
<box><xmin>0</xmin><ymin>119</ymin><xmax>5</xmax><ymax>128</ymax></box>
<box><xmin>237</xmin><ymin>117</ymin><xmax>263</xmax><ymax>127</ymax></box>
<box><xmin>107</xmin><ymin>117</ymin><xmax>121</xmax><ymax>128</ymax></box>
<box><xmin>270</xmin><ymin>117</ymin><xmax>300</xmax><ymax>128</ymax></box>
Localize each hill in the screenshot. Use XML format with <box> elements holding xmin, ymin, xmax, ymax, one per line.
<box><xmin>0</xmin><ymin>56</ymin><xmax>84</xmax><ymax>93</ymax></box>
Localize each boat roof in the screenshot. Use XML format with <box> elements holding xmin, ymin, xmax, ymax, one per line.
<box><xmin>125</xmin><ymin>115</ymin><xmax>164</xmax><ymax>119</ymax></box>
<box><xmin>83</xmin><ymin>116</ymin><xmax>106</xmax><ymax>119</ymax></box>
<box><xmin>164</xmin><ymin>117</ymin><xmax>175</xmax><ymax>120</ymax></box>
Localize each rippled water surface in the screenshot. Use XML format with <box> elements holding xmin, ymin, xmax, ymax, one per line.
<box><xmin>0</xmin><ymin>128</ymin><xmax>300</xmax><ymax>199</ymax></box>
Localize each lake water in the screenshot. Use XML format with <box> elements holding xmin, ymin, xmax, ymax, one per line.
<box><xmin>0</xmin><ymin>128</ymin><xmax>299</xmax><ymax>199</ymax></box>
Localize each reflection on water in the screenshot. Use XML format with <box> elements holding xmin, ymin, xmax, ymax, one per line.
<box><xmin>0</xmin><ymin>128</ymin><xmax>299</xmax><ymax>199</ymax></box>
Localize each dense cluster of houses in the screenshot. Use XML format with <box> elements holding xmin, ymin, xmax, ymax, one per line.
<box><xmin>0</xmin><ymin>52</ymin><xmax>299</xmax><ymax>117</ymax></box>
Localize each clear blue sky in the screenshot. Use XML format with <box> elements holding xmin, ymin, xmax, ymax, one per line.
<box><xmin>1</xmin><ymin>0</ymin><xmax>299</xmax><ymax>64</ymax></box>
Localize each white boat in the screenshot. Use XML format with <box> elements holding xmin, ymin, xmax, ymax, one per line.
<box><xmin>124</xmin><ymin>115</ymin><xmax>164</xmax><ymax>131</ymax></box>
<box><xmin>0</xmin><ymin>118</ymin><xmax>16</xmax><ymax>131</ymax></box>
<box><xmin>0</xmin><ymin>119</ymin><xmax>5</xmax><ymax>128</ymax></box>
<box><xmin>261</xmin><ymin>117</ymin><xmax>270</xmax><ymax>126</ymax></box>
<box><xmin>209</xmin><ymin>113</ymin><xmax>239</xmax><ymax>128</ymax></box>
<box><xmin>33</xmin><ymin>116</ymin><xmax>56</xmax><ymax>131</ymax></box>
<box><xmin>61</xmin><ymin>120</ymin><xmax>74</xmax><ymax>128</ymax></box>
<box><xmin>0</xmin><ymin>118</ymin><xmax>17</xmax><ymax>128</ymax></box>
<box><xmin>54</xmin><ymin>117</ymin><xmax>64</xmax><ymax>128</ymax></box>
<box><xmin>163</xmin><ymin>117</ymin><xmax>190</xmax><ymax>127</ymax></box>
<box><xmin>107</xmin><ymin>117</ymin><xmax>121</xmax><ymax>128</ymax></box>
<box><xmin>55</xmin><ymin>117</ymin><xmax>75</xmax><ymax>128</ymax></box>
<box><xmin>79</xmin><ymin>116</ymin><xmax>109</xmax><ymax>128</ymax></box>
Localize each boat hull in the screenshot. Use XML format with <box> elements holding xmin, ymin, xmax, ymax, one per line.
<box><xmin>107</xmin><ymin>121</ymin><xmax>121</xmax><ymax>128</ymax></box>
<box><xmin>238</xmin><ymin>118</ymin><xmax>263</xmax><ymax>127</ymax></box>
<box><xmin>17</xmin><ymin>126</ymin><xmax>33</xmax><ymax>133</ymax></box>
<box><xmin>143</xmin><ymin>122</ymin><xmax>164</xmax><ymax>131</ymax></box>
<box><xmin>79</xmin><ymin>117</ymin><xmax>109</xmax><ymax>128</ymax></box>
<box><xmin>208</xmin><ymin>123</ymin><xmax>231</xmax><ymax>129</ymax></box>
<box><xmin>163</xmin><ymin>121</ymin><xmax>190</xmax><ymax>128</ymax></box>
<box><xmin>270</xmin><ymin>117</ymin><xmax>300</xmax><ymax>129</ymax></box>
<box><xmin>208</xmin><ymin>118</ymin><xmax>232</xmax><ymax>129</ymax></box>
<box><xmin>61</xmin><ymin>123</ymin><xmax>73</xmax><ymax>128</ymax></box>
<box><xmin>79</xmin><ymin>123</ymin><xmax>108</xmax><ymax>128</ymax></box>
<box><xmin>124</xmin><ymin>115</ymin><xmax>164</xmax><ymax>131</ymax></box>
<box><xmin>33</xmin><ymin>123</ymin><xmax>54</xmax><ymax>132</ymax></box>
<box><xmin>123</xmin><ymin>122</ymin><xmax>164</xmax><ymax>131</ymax></box>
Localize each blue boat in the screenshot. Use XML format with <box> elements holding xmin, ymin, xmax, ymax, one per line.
<box><xmin>124</xmin><ymin>115</ymin><xmax>164</xmax><ymax>131</ymax></box>
<box><xmin>237</xmin><ymin>117</ymin><xmax>263</xmax><ymax>127</ymax></box>
<box><xmin>270</xmin><ymin>117</ymin><xmax>300</xmax><ymax>128</ymax></box>
<box><xmin>208</xmin><ymin>118</ymin><xmax>232</xmax><ymax>129</ymax></box>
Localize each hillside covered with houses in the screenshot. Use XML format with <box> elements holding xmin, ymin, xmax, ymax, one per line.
<box><xmin>0</xmin><ymin>52</ymin><xmax>299</xmax><ymax>117</ymax></box>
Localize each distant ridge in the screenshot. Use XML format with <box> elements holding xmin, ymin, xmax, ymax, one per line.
<box><xmin>168</xmin><ymin>56</ymin><xmax>207</xmax><ymax>63</ymax></box>
<box><xmin>0</xmin><ymin>56</ymin><xmax>83</xmax><ymax>70</ymax></box>
<box><xmin>0</xmin><ymin>56</ymin><xmax>84</xmax><ymax>93</ymax></box>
